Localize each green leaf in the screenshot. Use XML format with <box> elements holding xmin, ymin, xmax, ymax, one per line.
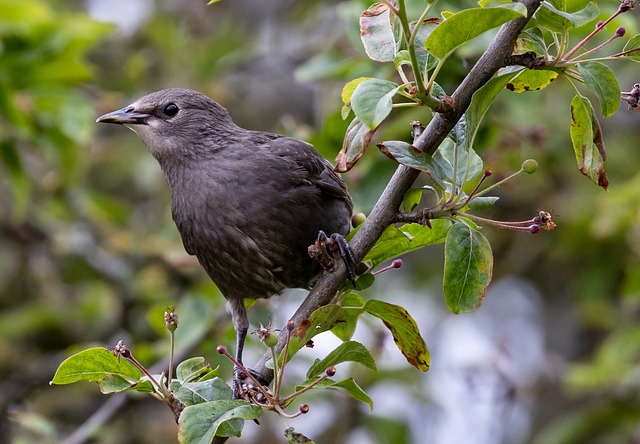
<box><xmin>296</xmin><ymin>377</ymin><xmax>374</xmax><ymax>411</ymax></box>
<box><xmin>425</xmin><ymin>4</ymin><xmax>527</xmax><ymax>59</ymax></box>
<box><xmin>173</xmin><ymin>378</ymin><xmax>232</xmax><ymax>406</ymax></box>
<box><xmin>51</xmin><ymin>347</ymin><xmax>141</xmax><ymax>388</ymax></box>
<box><xmin>364</xmin><ymin>221</ymin><xmax>452</xmax><ymax>269</ymax></box>
<box><xmin>570</xmin><ymin>95</ymin><xmax>608</xmax><ymax>189</ymax></box>
<box><xmin>332</xmin><ymin>292</ymin><xmax>365</xmax><ymax>341</ymax></box>
<box><xmin>578</xmin><ymin>62</ymin><xmax>620</xmax><ymax>117</ymax></box>
<box><xmin>177</xmin><ymin>400</ymin><xmax>261</xmax><ymax>442</ymax></box>
<box><xmin>175</xmin><ymin>357</ymin><xmax>208</xmax><ymax>382</ymax></box>
<box><xmin>518</xmin><ymin>27</ymin><xmax>548</xmax><ymax>54</ymax></box>
<box><xmin>284</xmin><ymin>428</ymin><xmax>316</xmax><ymax>444</ymax></box>
<box><xmin>403</xmin><ymin>187</ymin><xmax>424</xmax><ymax>212</ymax></box>
<box><xmin>329</xmin><ymin>378</ymin><xmax>374</xmax><ymax>410</ymax></box>
<box><xmin>345</xmin><ymin>272</ymin><xmax>375</xmax><ymax>291</ymax></box>
<box><xmin>506</xmin><ymin>69</ymin><xmax>558</xmax><ymax>93</ymax></box>
<box><xmin>467</xmin><ymin>70</ymin><xmax>520</xmax><ymax>150</ymax></box>
<box><xmin>393</xmin><ymin>50</ymin><xmax>413</xmax><ymax>71</ymax></box>
<box><xmin>282</xmin><ymin>305</ymin><xmax>347</xmax><ymax>363</ymax></box>
<box><xmin>467</xmin><ymin>196</ymin><xmax>499</xmax><ymax>210</ymax></box>
<box><xmin>336</xmin><ymin>118</ymin><xmax>375</xmax><ymax>172</ymax></box>
<box><xmin>623</xmin><ymin>34</ymin><xmax>640</xmax><ymax>62</ymax></box>
<box><xmin>409</xmin><ymin>18</ymin><xmax>440</xmax><ymax>73</ymax></box>
<box><xmin>307</xmin><ymin>341</ymin><xmax>377</xmax><ymax>379</ymax></box>
<box><xmin>99</xmin><ymin>376</ymin><xmax>154</xmax><ymax>394</ymax></box>
<box><xmin>360</xmin><ymin>2</ymin><xmax>397</xmax><ymax>62</ymax></box>
<box><xmin>351</xmin><ymin>79</ymin><xmax>401</xmax><ymax>130</ymax></box>
<box><xmin>535</xmin><ymin>1</ymin><xmax>599</xmax><ymax>33</ymax></box>
<box><xmin>438</xmin><ymin>138</ymin><xmax>484</xmax><ymax>185</ymax></box>
<box><xmin>548</xmin><ymin>0</ymin><xmax>565</xmax><ymax>9</ymax></box>
<box><xmin>364</xmin><ymin>299</ymin><xmax>430</xmax><ymax>371</ymax></box>
<box><xmin>443</xmin><ymin>223</ymin><xmax>493</xmax><ymax>314</ymax></box>
<box><xmin>341</xmin><ymin>77</ymin><xmax>372</xmax><ymax>105</ymax></box>
<box><xmin>378</xmin><ymin>140</ymin><xmax>449</xmax><ymax>189</ymax></box>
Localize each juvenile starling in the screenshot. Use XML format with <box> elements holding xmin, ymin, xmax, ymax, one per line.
<box><xmin>97</xmin><ymin>88</ymin><xmax>354</xmax><ymax>397</ymax></box>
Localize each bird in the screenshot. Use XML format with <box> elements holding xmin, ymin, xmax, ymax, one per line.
<box><xmin>96</xmin><ymin>88</ymin><xmax>355</xmax><ymax>398</ymax></box>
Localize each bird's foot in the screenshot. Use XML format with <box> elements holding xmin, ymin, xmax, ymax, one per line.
<box><xmin>308</xmin><ymin>231</ymin><xmax>357</xmax><ymax>284</ymax></box>
<box><xmin>233</xmin><ymin>365</ymin><xmax>270</xmax><ymax>401</ymax></box>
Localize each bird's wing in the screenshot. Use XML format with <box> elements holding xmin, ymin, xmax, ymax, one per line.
<box><xmin>268</xmin><ymin>135</ymin><xmax>352</xmax><ymax>210</ymax></box>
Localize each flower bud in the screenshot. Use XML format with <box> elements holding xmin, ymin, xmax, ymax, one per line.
<box><xmin>299</xmin><ymin>404</ymin><xmax>310</xmax><ymax>414</ymax></box>
<box><xmin>521</xmin><ymin>159</ymin><xmax>538</xmax><ymax>174</ymax></box>
<box><xmin>111</xmin><ymin>340</ymin><xmax>131</xmax><ymax>359</ymax></box>
<box><xmin>164</xmin><ymin>308</ymin><xmax>179</xmax><ymax>332</ymax></box>
<box><xmin>326</xmin><ymin>366</ymin><xmax>336</xmax><ymax>377</ymax></box>
<box><xmin>619</xmin><ymin>0</ymin><xmax>634</xmax><ymax>13</ymax></box>
<box><xmin>216</xmin><ymin>345</ymin><xmax>227</xmax><ymax>355</ymax></box>
<box><xmin>529</xmin><ymin>224</ymin><xmax>541</xmax><ymax>234</ymax></box>
<box><xmin>616</xmin><ymin>26</ymin><xmax>626</xmax><ymax>37</ymax></box>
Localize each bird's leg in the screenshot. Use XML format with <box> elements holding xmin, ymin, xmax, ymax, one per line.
<box><xmin>308</xmin><ymin>230</ymin><xmax>357</xmax><ymax>284</ymax></box>
<box><xmin>229</xmin><ymin>298</ymin><xmax>268</xmax><ymax>400</ymax></box>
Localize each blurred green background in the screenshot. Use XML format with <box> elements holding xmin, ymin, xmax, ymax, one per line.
<box><xmin>2</xmin><ymin>0</ymin><xmax>640</xmax><ymax>443</ymax></box>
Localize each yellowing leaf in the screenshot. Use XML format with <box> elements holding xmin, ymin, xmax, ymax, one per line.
<box><xmin>506</xmin><ymin>69</ymin><xmax>558</xmax><ymax>93</ymax></box>
<box><xmin>364</xmin><ymin>300</ymin><xmax>430</xmax><ymax>371</ymax></box>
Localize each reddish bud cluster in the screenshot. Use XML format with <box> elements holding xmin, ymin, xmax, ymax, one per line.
<box><xmin>619</xmin><ymin>0</ymin><xmax>635</xmax><ymax>13</ymax></box>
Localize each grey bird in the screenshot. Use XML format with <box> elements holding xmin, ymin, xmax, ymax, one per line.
<box><xmin>96</xmin><ymin>88</ymin><xmax>354</xmax><ymax>398</ymax></box>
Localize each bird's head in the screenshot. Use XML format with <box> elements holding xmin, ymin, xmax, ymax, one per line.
<box><xmin>96</xmin><ymin>88</ymin><xmax>235</xmax><ymax>162</ymax></box>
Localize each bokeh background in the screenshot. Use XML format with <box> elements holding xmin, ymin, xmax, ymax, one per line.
<box><xmin>2</xmin><ymin>0</ymin><xmax>640</xmax><ymax>443</ymax></box>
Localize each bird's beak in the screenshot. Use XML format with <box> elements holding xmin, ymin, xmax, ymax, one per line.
<box><xmin>96</xmin><ymin>106</ymin><xmax>151</xmax><ymax>125</ymax></box>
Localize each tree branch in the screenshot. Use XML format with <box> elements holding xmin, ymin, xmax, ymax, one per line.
<box><xmin>217</xmin><ymin>1</ymin><xmax>542</xmax><ymax>441</ymax></box>
<box><xmin>252</xmin><ymin>0</ymin><xmax>543</xmax><ymax>382</ymax></box>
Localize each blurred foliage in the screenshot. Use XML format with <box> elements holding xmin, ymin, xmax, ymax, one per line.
<box><xmin>2</xmin><ymin>0</ymin><xmax>640</xmax><ymax>443</ymax></box>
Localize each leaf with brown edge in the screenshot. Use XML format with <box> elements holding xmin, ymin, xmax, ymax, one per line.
<box><xmin>570</xmin><ymin>95</ymin><xmax>609</xmax><ymax>190</ymax></box>
<box><xmin>293</xmin><ymin>320</ymin><xmax>311</xmax><ymax>341</ymax></box>
<box><xmin>364</xmin><ymin>299</ymin><xmax>430</xmax><ymax>371</ymax></box>
<box><xmin>360</xmin><ymin>2</ymin><xmax>398</xmax><ymax>62</ymax></box>
<box><xmin>336</xmin><ymin>118</ymin><xmax>375</xmax><ymax>172</ymax></box>
<box><xmin>280</xmin><ymin>305</ymin><xmax>346</xmax><ymax>364</ymax></box>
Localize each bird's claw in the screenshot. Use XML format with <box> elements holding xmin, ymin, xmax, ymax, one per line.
<box><xmin>233</xmin><ymin>365</ymin><xmax>269</xmax><ymax>401</ymax></box>
<box><xmin>308</xmin><ymin>231</ymin><xmax>357</xmax><ymax>284</ymax></box>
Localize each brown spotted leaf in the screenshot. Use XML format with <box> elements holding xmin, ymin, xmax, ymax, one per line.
<box><xmin>364</xmin><ymin>299</ymin><xmax>430</xmax><ymax>371</ymax></box>
<box><xmin>506</xmin><ymin>69</ymin><xmax>558</xmax><ymax>93</ymax></box>
<box><xmin>570</xmin><ymin>95</ymin><xmax>608</xmax><ymax>190</ymax></box>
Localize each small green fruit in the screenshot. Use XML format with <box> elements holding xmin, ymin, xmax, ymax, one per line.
<box><xmin>264</xmin><ymin>332</ymin><xmax>278</xmax><ymax>348</ymax></box>
<box><xmin>522</xmin><ymin>159</ymin><xmax>538</xmax><ymax>174</ymax></box>
<box><xmin>352</xmin><ymin>212</ymin><xmax>366</xmax><ymax>227</ymax></box>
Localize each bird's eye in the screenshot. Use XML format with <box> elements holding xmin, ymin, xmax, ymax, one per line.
<box><xmin>163</xmin><ymin>103</ymin><xmax>179</xmax><ymax>117</ymax></box>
